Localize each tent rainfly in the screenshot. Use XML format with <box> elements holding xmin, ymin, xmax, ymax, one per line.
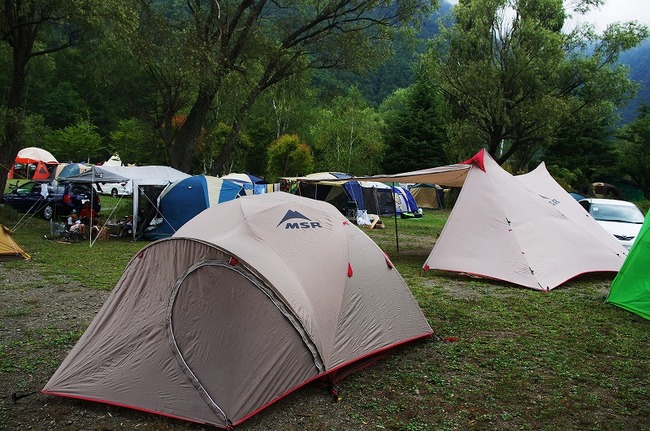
<box><xmin>42</xmin><ymin>192</ymin><xmax>433</xmax><ymax>428</ymax></box>
<box><xmin>15</xmin><ymin>147</ymin><xmax>58</xmax><ymax>164</ymax></box>
<box><xmin>355</xmin><ymin>149</ymin><xmax>628</xmax><ymax>291</ymax></box>
<box><xmin>288</xmin><ymin>175</ymin><xmax>419</xmax><ymax>217</ymax></box>
<box><xmin>220</xmin><ymin>172</ymin><xmax>267</xmax><ymax>195</ymax></box>
<box><xmin>607</xmin><ymin>211</ymin><xmax>650</xmax><ymax>320</ymax></box>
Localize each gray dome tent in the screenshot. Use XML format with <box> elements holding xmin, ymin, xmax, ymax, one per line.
<box><xmin>43</xmin><ymin>192</ymin><xmax>432</xmax><ymax>428</ymax></box>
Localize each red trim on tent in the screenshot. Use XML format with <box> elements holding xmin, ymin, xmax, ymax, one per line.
<box><xmin>460</xmin><ymin>149</ymin><xmax>486</xmax><ymax>172</ymax></box>
<box><xmin>423</xmin><ymin>264</ymin><xmax>430</xmax><ymax>271</ymax></box>
<box><xmin>232</xmin><ymin>331</ymin><xmax>434</xmax><ymax>427</ymax></box>
<box><xmin>43</xmin><ymin>331</ymin><xmax>434</xmax><ymax>429</ymax></box>
<box><xmin>347</xmin><ymin>262</ymin><xmax>353</xmax><ymax>277</ymax></box>
<box><xmin>39</xmin><ymin>390</ymin><xmax>214</xmax><ymax>427</ymax></box>
<box><xmin>383</xmin><ymin>251</ymin><xmax>394</xmax><ymax>269</ymax></box>
<box><xmin>229</xmin><ymin>256</ymin><xmax>239</xmax><ymax>266</ymax></box>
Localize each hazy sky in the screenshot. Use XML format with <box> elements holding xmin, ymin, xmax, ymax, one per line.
<box><xmin>445</xmin><ymin>0</ymin><xmax>650</xmax><ymax>32</ymax></box>
<box><xmin>578</xmin><ymin>0</ymin><xmax>650</xmax><ymax>31</ymax></box>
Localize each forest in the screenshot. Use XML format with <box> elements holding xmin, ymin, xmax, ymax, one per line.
<box><xmin>2</xmin><ymin>0</ymin><xmax>650</xmax><ymax>198</ymax></box>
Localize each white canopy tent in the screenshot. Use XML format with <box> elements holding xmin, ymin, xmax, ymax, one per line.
<box><xmin>65</xmin><ymin>165</ymin><xmax>189</xmax><ymax>240</ymax></box>
<box><xmin>353</xmin><ymin>150</ymin><xmax>627</xmax><ymax>291</ymax></box>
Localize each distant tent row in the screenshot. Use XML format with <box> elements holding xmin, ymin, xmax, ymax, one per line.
<box><xmin>288</xmin><ymin>175</ymin><xmax>420</xmax><ymax>218</ymax></box>
<box><xmin>7</xmin><ymin>148</ymin><xmax>123</xmax><ymax>183</ymax></box>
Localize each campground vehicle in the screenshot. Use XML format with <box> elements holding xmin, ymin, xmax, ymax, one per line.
<box><xmin>94</xmin><ymin>181</ymin><xmax>132</xmax><ymax>197</ymax></box>
<box><xmin>578</xmin><ymin>198</ymin><xmax>644</xmax><ymax>250</ymax></box>
<box><xmin>590</xmin><ymin>182</ymin><xmax>623</xmax><ymax>199</ymax></box>
<box><xmin>1</xmin><ymin>180</ymin><xmax>101</xmax><ymax>221</ymax></box>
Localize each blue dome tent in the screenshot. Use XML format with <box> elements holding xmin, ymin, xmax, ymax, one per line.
<box><xmin>143</xmin><ymin>175</ymin><xmax>243</xmax><ymax>240</ymax></box>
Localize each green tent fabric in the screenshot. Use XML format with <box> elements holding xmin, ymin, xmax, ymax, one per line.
<box><xmin>607</xmin><ymin>211</ymin><xmax>650</xmax><ymax>320</ymax></box>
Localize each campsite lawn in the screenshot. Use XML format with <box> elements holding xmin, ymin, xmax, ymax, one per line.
<box><xmin>0</xmin><ymin>206</ymin><xmax>648</xmax><ymax>431</ymax></box>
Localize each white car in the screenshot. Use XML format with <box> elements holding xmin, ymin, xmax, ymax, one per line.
<box><xmin>578</xmin><ymin>198</ymin><xmax>645</xmax><ymax>250</ymax></box>
<box><xmin>94</xmin><ymin>181</ymin><xmax>132</xmax><ymax>197</ymax></box>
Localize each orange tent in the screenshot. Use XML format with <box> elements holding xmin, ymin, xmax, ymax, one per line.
<box><xmin>9</xmin><ymin>147</ymin><xmax>58</xmax><ymax>180</ymax></box>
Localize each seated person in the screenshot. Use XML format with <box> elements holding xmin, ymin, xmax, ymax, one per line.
<box><xmin>79</xmin><ymin>201</ymin><xmax>98</xmax><ymax>225</ymax></box>
<box><xmin>118</xmin><ymin>215</ymin><xmax>134</xmax><ymax>238</ymax></box>
<box><xmin>66</xmin><ymin>210</ymin><xmax>85</xmax><ymax>235</ymax></box>
<box><xmin>79</xmin><ymin>201</ymin><xmax>100</xmax><ymax>236</ymax></box>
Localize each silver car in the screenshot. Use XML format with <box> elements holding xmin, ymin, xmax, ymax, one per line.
<box><xmin>578</xmin><ymin>198</ymin><xmax>645</xmax><ymax>250</ymax></box>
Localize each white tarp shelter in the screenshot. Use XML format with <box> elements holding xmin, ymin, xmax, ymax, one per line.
<box><xmin>65</xmin><ymin>165</ymin><xmax>189</xmax><ymax>238</ymax></box>
<box><xmin>355</xmin><ymin>149</ymin><xmax>627</xmax><ymax>291</ymax></box>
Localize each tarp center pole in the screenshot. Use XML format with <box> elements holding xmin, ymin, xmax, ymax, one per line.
<box><xmin>89</xmin><ymin>168</ymin><xmax>94</xmax><ymax>247</ymax></box>
<box><xmin>392</xmin><ymin>182</ymin><xmax>399</xmax><ymax>253</ymax></box>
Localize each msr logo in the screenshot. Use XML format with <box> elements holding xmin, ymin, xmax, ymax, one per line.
<box><xmin>538</xmin><ymin>194</ymin><xmax>561</xmax><ymax>206</ymax></box>
<box><xmin>277</xmin><ymin>210</ymin><xmax>323</xmax><ymax>229</ymax></box>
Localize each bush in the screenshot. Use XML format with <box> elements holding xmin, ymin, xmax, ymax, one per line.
<box><xmin>0</xmin><ymin>204</ymin><xmax>22</xmax><ymax>225</ymax></box>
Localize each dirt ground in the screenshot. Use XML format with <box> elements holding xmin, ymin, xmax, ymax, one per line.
<box><xmin>0</xmin><ymin>263</ymin><xmax>398</xmax><ymax>431</ymax></box>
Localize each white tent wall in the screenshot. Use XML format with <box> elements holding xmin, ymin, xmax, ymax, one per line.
<box><xmin>425</xmin><ymin>153</ymin><xmax>628</xmax><ymax>290</ymax></box>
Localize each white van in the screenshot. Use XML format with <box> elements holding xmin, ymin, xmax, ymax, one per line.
<box><xmin>94</xmin><ymin>181</ymin><xmax>132</xmax><ymax>197</ymax></box>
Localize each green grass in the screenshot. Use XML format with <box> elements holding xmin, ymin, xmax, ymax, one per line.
<box><xmin>0</xmin><ymin>204</ymin><xmax>142</xmax><ymax>290</ymax></box>
<box><xmin>0</xmin><ymin>206</ymin><xmax>648</xmax><ymax>430</ymax></box>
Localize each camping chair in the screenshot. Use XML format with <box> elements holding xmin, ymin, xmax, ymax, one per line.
<box><xmin>343</xmin><ymin>200</ymin><xmax>358</xmax><ymax>222</ymax></box>
<box><xmin>58</xmin><ymin>221</ymin><xmax>85</xmax><ymax>243</ymax></box>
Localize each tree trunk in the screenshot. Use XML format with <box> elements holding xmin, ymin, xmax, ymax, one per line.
<box><xmin>1</xmin><ymin>49</ymin><xmax>29</xmax><ymax>197</ymax></box>
<box><xmin>168</xmin><ymin>88</ymin><xmax>216</xmax><ymax>173</ymax></box>
<box><xmin>212</xmin><ymin>85</ymin><xmax>264</xmax><ymax>175</ymax></box>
